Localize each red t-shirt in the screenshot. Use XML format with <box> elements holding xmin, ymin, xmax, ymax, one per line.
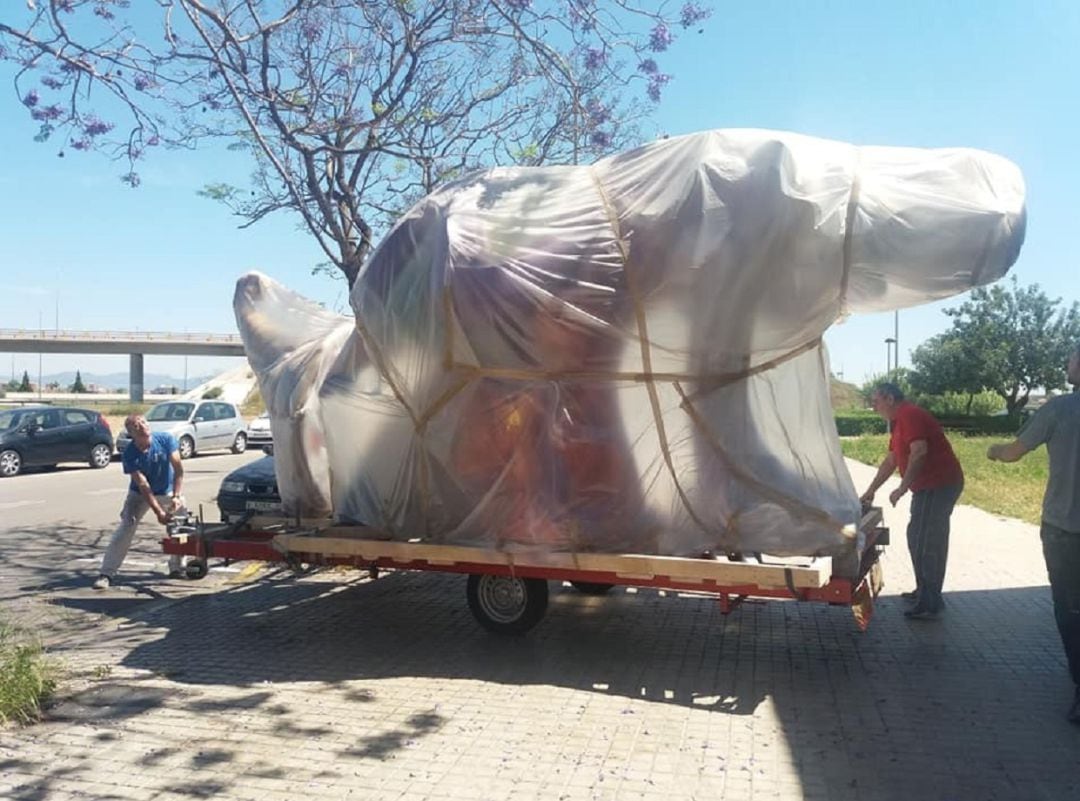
<box><xmin>889</xmin><ymin>402</ymin><xmax>963</xmax><ymax>491</ymax></box>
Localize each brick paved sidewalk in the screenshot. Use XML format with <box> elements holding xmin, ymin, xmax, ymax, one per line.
<box><xmin>1</xmin><ymin>460</ymin><xmax>1077</xmax><ymax>801</ymax></box>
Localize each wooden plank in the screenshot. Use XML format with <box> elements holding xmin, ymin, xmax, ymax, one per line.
<box><xmin>271</xmin><ymin>531</ymin><xmax>832</xmax><ymax>589</ymax></box>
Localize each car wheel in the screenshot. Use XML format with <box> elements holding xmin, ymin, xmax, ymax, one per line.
<box><xmin>0</xmin><ymin>449</ymin><xmax>22</xmax><ymax>478</ymax></box>
<box><xmin>178</xmin><ymin>435</ymin><xmax>195</xmax><ymax>460</ymax></box>
<box><xmin>231</xmin><ymin>432</ymin><xmax>247</xmax><ymax>454</ymax></box>
<box><xmin>89</xmin><ymin>443</ymin><xmax>112</xmax><ymax>469</ymax></box>
<box><xmin>466</xmin><ymin>574</ymin><xmax>548</xmax><ymax>635</ymax></box>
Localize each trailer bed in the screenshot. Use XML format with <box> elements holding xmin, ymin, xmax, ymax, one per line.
<box><xmin>163</xmin><ymin>509</ymin><xmax>886</xmax><ymax>633</ymax></box>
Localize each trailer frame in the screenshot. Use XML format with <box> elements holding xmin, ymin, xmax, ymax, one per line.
<box><xmin>163</xmin><ymin>509</ymin><xmax>887</xmax><ymax>634</ymax></box>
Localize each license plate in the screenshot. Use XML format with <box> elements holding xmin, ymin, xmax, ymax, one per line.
<box><xmin>246</xmin><ymin>500</ymin><xmax>282</xmax><ymax>513</ymax></box>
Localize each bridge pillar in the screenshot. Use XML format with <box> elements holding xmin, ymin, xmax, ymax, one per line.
<box><xmin>130</xmin><ymin>353</ymin><xmax>144</xmax><ymax>403</ymax></box>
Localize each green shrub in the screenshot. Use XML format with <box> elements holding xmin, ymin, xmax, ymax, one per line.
<box><xmin>0</xmin><ymin>621</ymin><xmax>61</xmax><ymax>725</ymax></box>
<box><xmin>917</xmin><ymin>391</ymin><xmax>1005</xmax><ymax>417</ymax></box>
<box><xmin>936</xmin><ymin>415</ymin><xmax>1023</xmax><ymax>435</ymax></box>
<box><xmin>834</xmin><ymin>411</ymin><xmax>887</xmax><ymax>436</ymax></box>
<box><xmin>201</xmin><ymin>386</ymin><xmax>223</xmax><ymax>400</ymax></box>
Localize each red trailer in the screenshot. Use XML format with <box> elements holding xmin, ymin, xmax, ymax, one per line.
<box><xmin>163</xmin><ymin>509</ymin><xmax>887</xmax><ymax>634</ymax></box>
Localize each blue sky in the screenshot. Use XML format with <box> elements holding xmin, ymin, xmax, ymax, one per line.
<box><xmin>1</xmin><ymin>0</ymin><xmax>1077</xmax><ymax>384</ymax></box>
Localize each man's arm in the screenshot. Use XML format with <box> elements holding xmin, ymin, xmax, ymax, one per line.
<box><xmin>168</xmin><ymin>449</ymin><xmax>184</xmax><ymax>512</ymax></box>
<box><xmin>987</xmin><ymin>439</ymin><xmax>1033</xmax><ymax>463</ymax></box>
<box><xmin>860</xmin><ymin>451</ymin><xmax>897</xmax><ymax>504</ymax></box>
<box><xmin>889</xmin><ymin>440</ymin><xmax>927</xmax><ymax>505</ymax></box>
<box><xmin>131</xmin><ymin>470</ymin><xmax>171</xmax><ymax>525</ymax></box>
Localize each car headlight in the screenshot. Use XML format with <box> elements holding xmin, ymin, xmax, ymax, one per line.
<box><xmin>221</xmin><ymin>481</ymin><xmax>246</xmax><ymax>493</ymax></box>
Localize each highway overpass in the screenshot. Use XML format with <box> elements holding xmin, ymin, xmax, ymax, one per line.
<box><xmin>0</xmin><ymin>329</ymin><xmax>245</xmax><ymax>402</ymax></box>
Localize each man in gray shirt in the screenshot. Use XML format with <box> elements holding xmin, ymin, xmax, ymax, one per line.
<box><xmin>988</xmin><ymin>342</ymin><xmax>1080</xmax><ymax>725</ymax></box>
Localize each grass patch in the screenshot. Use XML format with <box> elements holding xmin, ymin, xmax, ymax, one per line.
<box><xmin>0</xmin><ymin>620</ymin><xmax>61</xmax><ymax>725</ymax></box>
<box><xmin>841</xmin><ymin>433</ymin><xmax>1048</xmax><ymax>525</ymax></box>
<box><xmin>240</xmin><ymin>384</ymin><xmax>265</xmax><ymax>418</ymax></box>
<box><xmin>76</xmin><ymin>401</ymin><xmax>151</xmax><ymax>416</ymax></box>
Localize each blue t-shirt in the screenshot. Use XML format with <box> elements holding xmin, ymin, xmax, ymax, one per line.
<box><xmin>122</xmin><ymin>431</ymin><xmax>178</xmax><ymax>495</ymax></box>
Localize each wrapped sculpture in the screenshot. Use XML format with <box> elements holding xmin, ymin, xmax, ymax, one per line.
<box><xmin>235</xmin><ymin>128</ymin><xmax>1026</xmax><ymax>565</ymax></box>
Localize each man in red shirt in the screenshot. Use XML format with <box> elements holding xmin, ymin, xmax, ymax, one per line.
<box><xmin>860</xmin><ymin>383</ymin><xmax>965</xmax><ymax>619</ymax></box>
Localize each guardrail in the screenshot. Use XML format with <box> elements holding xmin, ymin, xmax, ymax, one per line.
<box><xmin>0</xmin><ymin>329</ymin><xmax>242</xmax><ymax>343</ymax></box>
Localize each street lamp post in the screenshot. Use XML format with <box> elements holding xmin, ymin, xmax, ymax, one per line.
<box><xmin>885</xmin><ymin>337</ymin><xmax>897</xmax><ymax>378</ymax></box>
<box><xmin>893</xmin><ymin>310</ymin><xmax>900</xmax><ymax>374</ymax></box>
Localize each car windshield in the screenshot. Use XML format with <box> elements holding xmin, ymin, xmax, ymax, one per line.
<box><xmin>0</xmin><ymin>410</ymin><xmax>27</xmax><ymax>430</ymax></box>
<box><xmin>146</xmin><ymin>402</ymin><xmax>194</xmax><ymax>422</ymax></box>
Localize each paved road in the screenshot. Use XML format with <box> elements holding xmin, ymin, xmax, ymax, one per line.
<box><xmin>0</xmin><ymin>459</ymin><xmax>1077</xmax><ymax>800</ymax></box>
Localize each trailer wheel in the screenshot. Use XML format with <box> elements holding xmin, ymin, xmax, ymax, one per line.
<box><xmin>570</xmin><ymin>581</ymin><xmax>614</xmax><ymax>596</ymax></box>
<box><xmin>185</xmin><ymin>559</ymin><xmax>209</xmax><ymax>580</ymax></box>
<box><xmin>466</xmin><ymin>574</ymin><xmax>548</xmax><ymax>635</ymax></box>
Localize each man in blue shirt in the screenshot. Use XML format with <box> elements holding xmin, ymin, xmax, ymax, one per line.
<box><xmin>93</xmin><ymin>414</ymin><xmax>185</xmax><ymax>589</ymax></box>
<box><xmin>988</xmin><ymin>342</ymin><xmax>1080</xmax><ymax>725</ymax></box>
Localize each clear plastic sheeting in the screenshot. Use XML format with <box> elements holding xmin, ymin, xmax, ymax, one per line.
<box><xmin>235</xmin><ymin>128</ymin><xmax>1026</xmax><ymax>565</ymax></box>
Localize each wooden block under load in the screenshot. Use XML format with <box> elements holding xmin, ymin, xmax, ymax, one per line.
<box><xmin>271</xmin><ymin>528</ymin><xmax>833</xmax><ymax>590</ymax></box>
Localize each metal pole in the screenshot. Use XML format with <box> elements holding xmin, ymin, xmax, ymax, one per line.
<box><xmin>38</xmin><ymin>311</ymin><xmax>43</xmax><ymax>399</ymax></box>
<box><xmin>894</xmin><ymin>310</ymin><xmax>900</xmax><ymax>373</ymax></box>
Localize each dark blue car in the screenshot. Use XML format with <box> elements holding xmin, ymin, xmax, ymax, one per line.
<box><xmin>0</xmin><ymin>406</ymin><xmax>114</xmax><ymax>477</ymax></box>
<box><xmin>217</xmin><ymin>454</ymin><xmax>282</xmax><ymax>522</ymax></box>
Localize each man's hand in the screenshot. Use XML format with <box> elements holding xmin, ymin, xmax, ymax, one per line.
<box><xmin>888</xmin><ymin>487</ymin><xmax>905</xmax><ymax>507</ymax></box>
<box><xmin>168</xmin><ymin>495</ymin><xmax>185</xmax><ymax>514</ymax></box>
<box><xmin>154</xmin><ymin>508</ymin><xmax>172</xmax><ymax>525</ymax></box>
<box><xmin>859</xmin><ymin>489</ymin><xmax>875</xmax><ymax>507</ymax></box>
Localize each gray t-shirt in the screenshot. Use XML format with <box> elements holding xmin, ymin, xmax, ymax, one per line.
<box><xmin>1018</xmin><ymin>391</ymin><xmax>1080</xmax><ymax>532</ymax></box>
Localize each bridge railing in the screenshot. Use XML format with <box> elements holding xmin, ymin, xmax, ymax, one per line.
<box><xmin>0</xmin><ymin>329</ymin><xmax>243</xmax><ymax>343</ymax></box>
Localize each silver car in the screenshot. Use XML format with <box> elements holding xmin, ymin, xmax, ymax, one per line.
<box><xmin>116</xmin><ymin>400</ymin><xmax>248</xmax><ymax>459</ymax></box>
<box><xmin>245</xmin><ymin>412</ymin><xmax>273</xmax><ymax>452</ymax></box>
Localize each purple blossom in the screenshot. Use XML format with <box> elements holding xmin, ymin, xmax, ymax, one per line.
<box><xmin>568</xmin><ymin>1</ymin><xmax>595</xmax><ymax>31</ymax></box>
<box><xmin>638</xmin><ymin>58</ymin><xmax>658</xmax><ymax>75</ymax></box>
<box><xmin>505</xmin><ymin>0</ymin><xmax>532</xmax><ymax>9</ymax></box>
<box><xmin>82</xmin><ymin>116</ymin><xmax>113</xmax><ymax>137</ymax></box>
<box><xmin>134</xmin><ymin>74</ymin><xmax>153</xmax><ymax>91</ymax></box>
<box><xmin>585</xmin><ymin>98</ymin><xmax>609</xmax><ymax>126</ymax></box>
<box><xmin>301</xmin><ymin>21</ymin><xmax>323</xmax><ymax>42</ymax></box>
<box><xmin>646</xmin><ymin>73</ymin><xmax>672</xmax><ymax>103</ymax></box>
<box><xmin>30</xmin><ymin>104</ymin><xmax>63</xmax><ymax>122</ymax></box>
<box><xmin>93</xmin><ymin>4</ymin><xmax>116</xmax><ymax>20</ymax></box>
<box><xmin>22</xmin><ymin>90</ymin><xmax>39</xmax><ymax>108</ymax></box>
<box><xmin>121</xmin><ymin>172</ymin><xmax>141</xmax><ymax>188</ymax></box>
<box><xmin>584</xmin><ymin>47</ymin><xmax>606</xmax><ymax>71</ymax></box>
<box><xmin>680</xmin><ymin>2</ymin><xmax>712</xmax><ymax>28</ymax></box>
<box><xmin>56</xmin><ymin>0</ymin><xmax>75</xmax><ymax>12</ymax></box>
<box><xmin>589</xmin><ymin>130</ymin><xmax>611</xmax><ymax>148</ymax></box>
<box><xmin>41</xmin><ymin>76</ymin><xmax>63</xmax><ymax>90</ymax></box>
<box><xmin>71</xmin><ymin>139</ymin><xmax>91</xmax><ymax>151</ymax></box>
<box><xmin>649</xmin><ymin>23</ymin><xmax>674</xmax><ymax>52</ymax></box>
<box><xmin>146</xmin><ymin>135</ymin><xmax>160</xmax><ymax>146</ymax></box>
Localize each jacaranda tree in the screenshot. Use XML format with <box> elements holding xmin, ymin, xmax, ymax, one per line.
<box><xmin>2</xmin><ymin>1</ymin><xmax>711</xmax><ymax>286</ymax></box>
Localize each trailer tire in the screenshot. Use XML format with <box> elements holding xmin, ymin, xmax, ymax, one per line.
<box><xmin>466</xmin><ymin>574</ymin><xmax>548</xmax><ymax>635</ymax></box>
<box><xmin>570</xmin><ymin>581</ymin><xmax>614</xmax><ymax>596</ymax></box>
<box><xmin>185</xmin><ymin>559</ymin><xmax>209</xmax><ymax>580</ymax></box>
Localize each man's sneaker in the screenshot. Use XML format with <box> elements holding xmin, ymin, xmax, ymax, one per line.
<box><xmin>904</xmin><ymin>605</ymin><xmax>940</xmax><ymax>621</ymax></box>
<box><xmin>900</xmin><ymin>590</ymin><xmax>919</xmax><ymax>601</ymax></box>
<box><xmin>1068</xmin><ymin>688</ymin><xmax>1080</xmax><ymax>726</ymax></box>
<box><xmin>167</xmin><ymin>569</ymin><xmax>184</xmax><ymax>579</ymax></box>
<box><xmin>92</xmin><ymin>575</ymin><xmax>111</xmax><ymax>590</ymax></box>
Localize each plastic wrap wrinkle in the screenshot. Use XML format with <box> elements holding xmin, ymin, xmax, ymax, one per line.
<box><xmin>234</xmin><ymin>128</ymin><xmax>1026</xmax><ymax>565</ymax></box>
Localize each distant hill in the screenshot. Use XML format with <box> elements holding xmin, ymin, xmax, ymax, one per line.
<box><xmin>26</xmin><ymin>371</ymin><xmax>214</xmax><ymax>391</ymax></box>
<box><xmin>831</xmin><ymin>377</ymin><xmax>864</xmax><ymax>410</ymax></box>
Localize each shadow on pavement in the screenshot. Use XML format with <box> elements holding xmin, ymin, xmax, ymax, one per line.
<box><xmin>101</xmin><ymin>570</ymin><xmax>1080</xmax><ymax>800</ymax></box>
